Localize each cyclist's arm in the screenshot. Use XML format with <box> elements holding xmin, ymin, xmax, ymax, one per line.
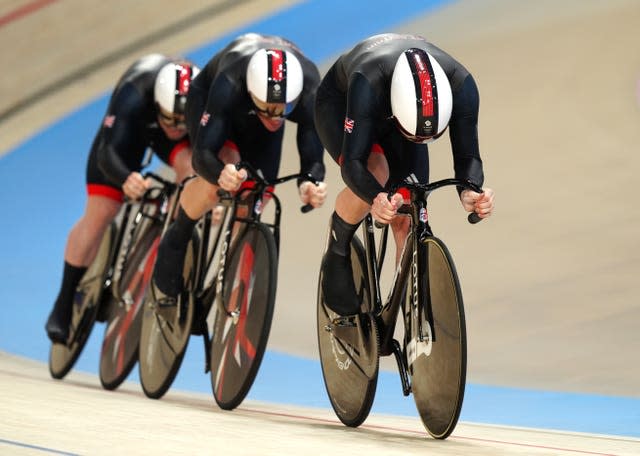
<box><xmin>340</xmin><ymin>72</ymin><xmax>384</xmax><ymax>205</ymax></box>
<box><xmin>191</xmin><ymin>74</ymin><xmax>239</xmax><ymax>185</ymax></box>
<box><xmin>290</xmin><ymin>84</ymin><xmax>325</xmax><ymax>183</ymax></box>
<box><xmin>97</xmin><ymin>84</ymin><xmax>147</xmax><ymax>186</ymax></box>
<box><xmin>449</xmin><ymin>74</ymin><xmax>484</xmax><ymax>190</ymax></box>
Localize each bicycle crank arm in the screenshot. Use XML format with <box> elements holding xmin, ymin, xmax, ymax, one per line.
<box><xmin>391</xmin><ymin>339</ymin><xmax>411</xmax><ymax>396</ymax></box>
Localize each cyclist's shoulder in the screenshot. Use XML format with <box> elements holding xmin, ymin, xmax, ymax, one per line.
<box><xmin>117</xmin><ymin>54</ymin><xmax>170</xmax><ymax>88</ymax></box>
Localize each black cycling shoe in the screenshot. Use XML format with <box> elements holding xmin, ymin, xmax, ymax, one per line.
<box><xmin>321</xmin><ymin>250</ymin><xmax>361</xmax><ymax>316</ymax></box>
<box><xmin>45</xmin><ymin>304</ymin><xmax>71</xmax><ymax>344</ymax></box>
<box><xmin>150</xmin><ymin>279</ymin><xmax>182</xmax><ymax>324</ymax></box>
<box><xmin>151</xmin><ymin>279</ymin><xmax>178</xmax><ymax>307</ymax></box>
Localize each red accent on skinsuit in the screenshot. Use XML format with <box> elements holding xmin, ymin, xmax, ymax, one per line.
<box><xmin>168</xmin><ymin>140</ymin><xmax>189</xmax><ymax>166</ymax></box>
<box><xmin>87</xmin><ymin>184</ymin><xmax>123</xmax><ymax>202</ymax></box>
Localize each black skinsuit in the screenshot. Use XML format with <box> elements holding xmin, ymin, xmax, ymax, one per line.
<box><xmin>315</xmin><ymin>33</ymin><xmax>484</xmax><ymax>203</ymax></box>
<box><xmin>185</xmin><ymin>33</ymin><xmax>326</xmax><ymax>185</ymax></box>
<box><xmin>86</xmin><ymin>54</ymin><xmax>189</xmax><ymax>197</ymax></box>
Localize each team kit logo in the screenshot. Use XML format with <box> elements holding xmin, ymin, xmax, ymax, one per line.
<box><xmin>103</xmin><ymin>115</ymin><xmax>116</xmax><ymax>128</ymax></box>
<box><xmin>344</xmin><ymin>116</ymin><xmax>355</xmax><ymax>133</ymax></box>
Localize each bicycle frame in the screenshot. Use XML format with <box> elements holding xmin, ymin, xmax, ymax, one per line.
<box><xmin>359</xmin><ymin>178</ymin><xmax>482</xmax><ymax>393</ymax></box>
<box><xmin>181</xmin><ymin>162</ymin><xmax>317</xmax><ymax>373</ymax></box>
<box><xmin>107</xmin><ymin>173</ymin><xmax>176</xmax><ymax>304</ymax></box>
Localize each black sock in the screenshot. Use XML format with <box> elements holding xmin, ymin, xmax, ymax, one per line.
<box><xmin>321</xmin><ymin>213</ymin><xmax>361</xmax><ymax>316</ymax></box>
<box><xmin>56</xmin><ymin>262</ymin><xmax>87</xmax><ymax>310</ymax></box>
<box><xmin>47</xmin><ymin>262</ymin><xmax>87</xmax><ymax>330</ymax></box>
<box><xmin>167</xmin><ymin>207</ymin><xmax>198</xmax><ymax>247</ymax></box>
<box><xmin>328</xmin><ymin>211</ymin><xmax>359</xmax><ymax>256</ymax></box>
<box><xmin>153</xmin><ymin>207</ymin><xmax>197</xmax><ymax>296</ymax></box>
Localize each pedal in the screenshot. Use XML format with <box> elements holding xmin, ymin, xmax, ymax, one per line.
<box><xmin>331</xmin><ymin>315</ymin><xmax>357</xmax><ymax>327</ymax></box>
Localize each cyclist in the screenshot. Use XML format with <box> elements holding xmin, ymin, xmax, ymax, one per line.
<box><xmin>45</xmin><ymin>54</ymin><xmax>201</xmax><ymax>343</ymax></box>
<box><xmin>315</xmin><ymin>33</ymin><xmax>495</xmax><ymax>316</ymax></box>
<box><xmin>151</xmin><ymin>33</ymin><xmax>327</xmax><ymax>304</ymax></box>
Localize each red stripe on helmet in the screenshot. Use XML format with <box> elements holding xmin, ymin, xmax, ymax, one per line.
<box><xmin>269</xmin><ymin>50</ymin><xmax>284</xmax><ymax>82</ymax></box>
<box><xmin>177</xmin><ymin>65</ymin><xmax>191</xmax><ymax>96</ymax></box>
<box><xmin>412</xmin><ymin>53</ymin><xmax>434</xmax><ymax>118</ymax></box>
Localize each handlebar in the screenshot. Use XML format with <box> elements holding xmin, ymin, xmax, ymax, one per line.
<box><xmin>144</xmin><ymin>171</ymin><xmax>176</xmax><ymax>189</ymax></box>
<box><xmin>235</xmin><ymin>161</ymin><xmax>319</xmax><ymax>213</ymax></box>
<box><xmin>389</xmin><ymin>178</ymin><xmax>485</xmax><ymax>225</ymax></box>
<box><xmin>138</xmin><ymin>171</ymin><xmax>177</xmax><ymax>202</ymax></box>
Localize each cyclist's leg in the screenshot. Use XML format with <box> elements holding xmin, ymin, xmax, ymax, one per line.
<box><xmin>46</xmin><ymin>189</ymin><xmax>121</xmax><ymax>342</ymax></box>
<box><xmin>152</xmin><ymin>142</ymin><xmax>238</xmax><ymax>300</ymax></box>
<box><xmin>321</xmin><ymin>147</ymin><xmax>389</xmax><ymax>316</ymax></box>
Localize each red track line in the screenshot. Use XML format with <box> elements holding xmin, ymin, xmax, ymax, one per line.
<box><xmin>0</xmin><ymin>0</ymin><xmax>58</xmax><ymax>28</ymax></box>
<box><xmin>240</xmin><ymin>407</ymin><xmax>620</xmax><ymax>456</ymax></box>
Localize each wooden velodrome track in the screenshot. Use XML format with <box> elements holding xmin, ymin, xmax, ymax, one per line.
<box><xmin>1</xmin><ymin>0</ymin><xmax>640</xmax><ymax>454</ymax></box>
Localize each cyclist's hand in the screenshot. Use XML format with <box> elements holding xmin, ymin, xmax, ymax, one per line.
<box><xmin>122</xmin><ymin>172</ymin><xmax>149</xmax><ymax>200</ymax></box>
<box><xmin>371</xmin><ymin>192</ymin><xmax>403</xmax><ymax>224</ymax></box>
<box><xmin>299</xmin><ymin>181</ymin><xmax>327</xmax><ymax>208</ymax></box>
<box><xmin>461</xmin><ymin>187</ymin><xmax>495</xmax><ymax>219</ymax></box>
<box><xmin>218</xmin><ymin>163</ymin><xmax>247</xmax><ymax>192</ymax></box>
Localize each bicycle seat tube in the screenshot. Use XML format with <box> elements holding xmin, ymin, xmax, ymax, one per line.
<box><xmin>376</xmin><ymin>215</ymin><xmax>416</xmax><ymax>356</ymax></box>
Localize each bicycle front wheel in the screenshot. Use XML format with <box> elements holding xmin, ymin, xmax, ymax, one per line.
<box><xmin>138</xmin><ymin>234</ymin><xmax>198</xmax><ymax>399</ymax></box>
<box><xmin>408</xmin><ymin>236</ymin><xmax>466</xmax><ymax>439</ymax></box>
<box><xmin>209</xmin><ymin>223</ymin><xmax>277</xmax><ymax>410</ymax></box>
<box><xmin>49</xmin><ymin>222</ymin><xmax>116</xmax><ymax>380</ymax></box>
<box><xmin>99</xmin><ymin>225</ymin><xmax>161</xmax><ymax>390</ymax></box>
<box><xmin>317</xmin><ymin>236</ymin><xmax>379</xmax><ymax>427</ymax></box>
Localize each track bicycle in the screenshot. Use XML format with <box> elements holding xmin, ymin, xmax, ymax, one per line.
<box><xmin>48</xmin><ymin>172</ymin><xmax>177</xmax><ymax>385</ymax></box>
<box><xmin>317</xmin><ymin>178</ymin><xmax>483</xmax><ymax>439</ymax></box>
<box><xmin>138</xmin><ymin>162</ymin><xmax>315</xmax><ymax>410</ymax></box>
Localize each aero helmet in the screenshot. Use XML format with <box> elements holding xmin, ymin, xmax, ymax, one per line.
<box><xmin>154</xmin><ymin>61</ymin><xmax>200</xmax><ymax>122</ymax></box>
<box><xmin>246</xmin><ymin>48</ymin><xmax>303</xmax><ymax>117</ymax></box>
<box><xmin>391</xmin><ymin>48</ymin><xmax>452</xmax><ymax>143</ymax></box>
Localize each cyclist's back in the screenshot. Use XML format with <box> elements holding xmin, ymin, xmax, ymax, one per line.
<box><xmin>332</xmin><ymin>33</ymin><xmax>470</xmax><ymax>94</ymax></box>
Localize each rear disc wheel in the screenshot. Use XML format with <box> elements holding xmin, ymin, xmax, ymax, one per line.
<box><xmin>138</xmin><ymin>234</ymin><xmax>198</xmax><ymax>399</ymax></box>
<box><xmin>317</xmin><ymin>236</ymin><xmax>379</xmax><ymax>427</ymax></box>
<box><xmin>49</xmin><ymin>222</ymin><xmax>116</xmax><ymax>380</ymax></box>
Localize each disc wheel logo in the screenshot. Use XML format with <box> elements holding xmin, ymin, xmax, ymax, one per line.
<box><xmin>330</xmin><ymin>333</ymin><xmax>354</xmax><ymax>371</ymax></box>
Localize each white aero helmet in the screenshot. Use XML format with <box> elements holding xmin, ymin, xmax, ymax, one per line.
<box><xmin>391</xmin><ymin>48</ymin><xmax>452</xmax><ymax>143</ymax></box>
<box><xmin>154</xmin><ymin>61</ymin><xmax>201</xmax><ymax>120</ymax></box>
<box><xmin>246</xmin><ymin>48</ymin><xmax>303</xmax><ymax>117</ymax></box>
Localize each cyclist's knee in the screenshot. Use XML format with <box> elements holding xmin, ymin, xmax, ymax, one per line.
<box><xmin>390</xmin><ymin>215</ymin><xmax>410</xmax><ymax>233</ymax></box>
<box><xmin>84</xmin><ymin>196</ymin><xmax>121</xmax><ymax>226</ymax></box>
<box><xmin>181</xmin><ymin>176</ymin><xmax>219</xmax><ymax>216</ymax></box>
<box><xmin>171</xmin><ymin>147</ymin><xmax>194</xmax><ymax>183</ymax></box>
<box><xmin>201</xmin><ymin>181</ymin><xmax>222</xmax><ymax>205</ymax></box>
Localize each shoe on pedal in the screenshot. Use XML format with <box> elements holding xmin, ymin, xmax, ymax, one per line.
<box><xmin>151</xmin><ymin>279</ymin><xmax>178</xmax><ymax>308</ymax></box>
<box><xmin>150</xmin><ymin>279</ymin><xmax>182</xmax><ymax>323</ymax></box>
<box><xmin>321</xmin><ymin>250</ymin><xmax>361</xmax><ymax>316</ymax></box>
<box><xmin>45</xmin><ymin>301</ymin><xmax>71</xmax><ymax>344</ymax></box>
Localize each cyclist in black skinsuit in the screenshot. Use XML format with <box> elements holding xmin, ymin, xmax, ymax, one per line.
<box><xmin>315</xmin><ymin>33</ymin><xmax>496</xmax><ymax>316</ymax></box>
<box><xmin>45</xmin><ymin>54</ymin><xmax>200</xmax><ymax>343</ymax></box>
<box><xmin>151</xmin><ymin>33</ymin><xmax>327</xmax><ymax>303</ymax></box>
